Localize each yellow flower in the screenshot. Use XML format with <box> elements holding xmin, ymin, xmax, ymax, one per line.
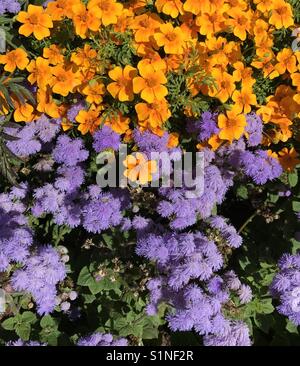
<box><xmin>269</xmin><ymin>0</ymin><xmax>294</xmax><ymax>29</ymax></box>
<box><xmin>17</xmin><ymin>5</ymin><xmax>53</xmax><ymax>40</ymax></box>
<box><xmin>232</xmin><ymin>87</ymin><xmax>257</xmax><ymax>114</ymax></box>
<box><xmin>76</xmin><ymin>108</ymin><xmax>101</xmax><ymax>134</ymax></box>
<box><xmin>0</xmin><ymin>48</ymin><xmax>29</xmax><ymax>73</ymax></box>
<box><xmin>82</xmin><ymin>80</ymin><xmax>105</xmax><ymax>104</ymax></box>
<box><xmin>218</xmin><ymin>110</ymin><xmax>247</xmax><ymax>142</ymax></box>
<box><xmin>123</xmin><ymin>152</ymin><xmax>157</xmax><ymax>185</ymax></box>
<box><xmin>133</xmin><ymin>63</ymin><xmax>168</xmax><ymax>103</ymax></box>
<box><xmin>278</xmin><ymin>147</ymin><xmax>300</xmax><ymax>172</ymax></box>
<box><xmin>87</xmin><ymin>0</ymin><xmax>123</xmax><ymax>26</ymax></box>
<box><xmin>51</xmin><ymin>66</ymin><xmax>81</xmax><ymax>96</ymax></box>
<box><xmin>154</xmin><ymin>23</ymin><xmax>187</xmax><ymax>55</ymax></box>
<box><xmin>107</xmin><ymin>66</ymin><xmax>137</xmax><ymax>102</ymax></box>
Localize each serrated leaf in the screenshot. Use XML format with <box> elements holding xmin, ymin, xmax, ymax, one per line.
<box><xmin>77</xmin><ymin>266</ymin><xmax>94</xmax><ymax>286</ymax></box>
<box><xmin>21</xmin><ymin>311</ymin><xmax>37</xmax><ymax>324</ymax></box>
<box><xmin>15</xmin><ymin>323</ymin><xmax>31</xmax><ymax>341</ymax></box>
<box><xmin>40</xmin><ymin>315</ymin><xmax>57</xmax><ymax>329</ymax></box>
<box><xmin>1</xmin><ymin>317</ymin><xmax>16</xmax><ymax>330</ymax></box>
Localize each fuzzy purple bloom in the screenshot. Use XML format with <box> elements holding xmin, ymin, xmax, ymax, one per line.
<box><xmin>93</xmin><ymin>125</ymin><xmax>120</xmax><ymax>152</ymax></box>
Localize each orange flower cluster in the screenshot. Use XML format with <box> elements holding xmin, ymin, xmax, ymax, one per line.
<box><xmin>0</xmin><ymin>0</ymin><xmax>299</xmax><ymax>172</ymax></box>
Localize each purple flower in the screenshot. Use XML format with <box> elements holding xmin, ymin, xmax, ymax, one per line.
<box><xmin>52</xmin><ymin>135</ymin><xmax>89</xmax><ymax>166</ymax></box>
<box><xmin>93</xmin><ymin>125</ymin><xmax>120</xmax><ymax>152</ymax></box>
<box><xmin>245</xmin><ymin>113</ymin><xmax>263</xmax><ymax>147</ymax></box>
<box><xmin>11</xmin><ymin>246</ymin><xmax>66</xmax><ymax>315</ymax></box>
<box><xmin>77</xmin><ymin>333</ymin><xmax>127</xmax><ymax>346</ymax></box>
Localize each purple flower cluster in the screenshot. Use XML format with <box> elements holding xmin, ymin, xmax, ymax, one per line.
<box><xmin>0</xmin><ymin>184</ymin><xmax>32</xmax><ymax>271</ymax></box>
<box><xmin>6</xmin><ymin>340</ymin><xmax>46</xmax><ymax>346</ymax></box>
<box><xmin>137</xmin><ymin>230</ymin><xmax>223</xmax><ymax>291</ymax></box>
<box><xmin>32</xmin><ymin>135</ymin><xmax>129</xmax><ymax>233</ymax></box>
<box><xmin>270</xmin><ymin>253</ymin><xmax>300</xmax><ymax>325</ymax></box>
<box><xmin>77</xmin><ymin>332</ymin><xmax>128</xmax><ymax>346</ymax></box>
<box><xmin>93</xmin><ymin>125</ymin><xmax>121</xmax><ymax>152</ymax></box>
<box><xmin>11</xmin><ymin>246</ymin><xmax>66</xmax><ymax>315</ymax></box>
<box><xmin>187</xmin><ymin>111</ymin><xmax>219</xmax><ymax>141</ymax></box>
<box><xmin>157</xmin><ymin>163</ymin><xmax>234</xmax><ymax>230</ymax></box>
<box><xmin>5</xmin><ymin>115</ymin><xmax>60</xmax><ymax>157</ymax></box>
<box><xmin>0</xmin><ymin>0</ymin><xmax>20</xmax><ymax>14</ymax></box>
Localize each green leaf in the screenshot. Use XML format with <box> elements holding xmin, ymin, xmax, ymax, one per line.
<box><xmin>288</xmin><ymin>172</ymin><xmax>298</xmax><ymax>187</ymax></box>
<box><xmin>286</xmin><ymin>320</ymin><xmax>298</xmax><ymax>334</ymax></box>
<box><xmin>40</xmin><ymin>315</ymin><xmax>57</xmax><ymax>329</ymax></box>
<box><xmin>237</xmin><ymin>185</ymin><xmax>248</xmax><ymax>199</ymax></box>
<box><xmin>77</xmin><ymin>266</ymin><xmax>94</xmax><ymax>286</ymax></box>
<box><xmin>1</xmin><ymin>317</ymin><xmax>16</xmax><ymax>331</ymax></box>
<box><xmin>21</xmin><ymin>311</ymin><xmax>37</xmax><ymax>324</ymax></box>
<box><xmin>255</xmin><ymin>298</ymin><xmax>274</xmax><ymax>314</ymax></box>
<box><xmin>292</xmin><ymin>201</ymin><xmax>300</xmax><ymax>212</ymax></box>
<box><xmin>15</xmin><ymin>323</ymin><xmax>31</xmax><ymax>341</ymax></box>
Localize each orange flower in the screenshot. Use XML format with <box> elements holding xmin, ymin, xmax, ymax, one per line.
<box><xmin>133</xmin><ymin>63</ymin><xmax>168</xmax><ymax>103</ymax></box>
<box><xmin>232</xmin><ymin>88</ymin><xmax>257</xmax><ymax>114</ymax></box>
<box><xmin>123</xmin><ymin>152</ymin><xmax>157</xmax><ymax>185</ymax></box>
<box><xmin>196</xmin><ymin>9</ymin><xmax>226</xmax><ymax>39</ymax></box>
<box><xmin>27</xmin><ymin>57</ymin><xmax>53</xmax><ymax>90</ymax></box>
<box><xmin>278</xmin><ymin>147</ymin><xmax>300</xmax><ymax>172</ymax></box>
<box><xmin>13</xmin><ymin>102</ymin><xmax>35</xmax><ymax>123</ymax></box>
<box><xmin>43</xmin><ymin>45</ymin><xmax>64</xmax><ymax>65</ymax></box>
<box><xmin>167</xmin><ymin>132</ymin><xmax>179</xmax><ymax>148</ymax></box>
<box><xmin>76</xmin><ymin>108</ymin><xmax>101</xmax><ymax>134</ymax></box>
<box><xmin>254</xmin><ymin>0</ymin><xmax>275</xmax><ymax>13</ymax></box>
<box><xmin>51</xmin><ymin>66</ymin><xmax>81</xmax><ymax>96</ymax></box>
<box><xmin>71</xmin><ymin>45</ymin><xmax>97</xmax><ymax>69</ymax></box>
<box><xmin>183</xmin><ymin>0</ymin><xmax>212</xmax><ymax>15</ymax></box>
<box><xmin>209</xmin><ymin>69</ymin><xmax>236</xmax><ymax>103</ymax></box>
<box><xmin>105</xmin><ymin>112</ymin><xmax>130</xmax><ymax>134</ymax></box>
<box><xmin>82</xmin><ymin>81</ymin><xmax>105</xmax><ymax>104</ymax></box>
<box><xmin>227</xmin><ymin>8</ymin><xmax>251</xmax><ymax>41</ymax></box>
<box><xmin>269</xmin><ymin>0</ymin><xmax>294</xmax><ymax>29</ymax></box>
<box><xmin>154</xmin><ymin>23</ymin><xmax>187</xmax><ymax>54</ymax></box>
<box><xmin>37</xmin><ymin>87</ymin><xmax>61</xmax><ymax>119</ymax></box>
<box><xmin>218</xmin><ymin>110</ymin><xmax>247</xmax><ymax>142</ymax></box>
<box><xmin>232</xmin><ymin>62</ymin><xmax>255</xmax><ymax>88</ymax></box>
<box><xmin>155</xmin><ymin>0</ymin><xmax>184</xmax><ymax>18</ymax></box>
<box><xmin>17</xmin><ymin>5</ymin><xmax>53</xmax><ymax>40</ymax></box>
<box><xmin>135</xmin><ymin>98</ymin><xmax>171</xmax><ymax>129</ymax></box>
<box><xmin>130</xmin><ymin>13</ymin><xmax>162</xmax><ymax>43</ymax></box>
<box><xmin>87</xmin><ymin>0</ymin><xmax>123</xmax><ymax>26</ymax></box>
<box><xmin>107</xmin><ymin>66</ymin><xmax>137</xmax><ymax>102</ymax></box>
<box><xmin>274</xmin><ymin>48</ymin><xmax>297</xmax><ymax>75</ymax></box>
<box><xmin>0</xmin><ymin>48</ymin><xmax>29</xmax><ymax>73</ymax></box>
<box><xmin>72</xmin><ymin>3</ymin><xmax>101</xmax><ymax>39</ymax></box>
